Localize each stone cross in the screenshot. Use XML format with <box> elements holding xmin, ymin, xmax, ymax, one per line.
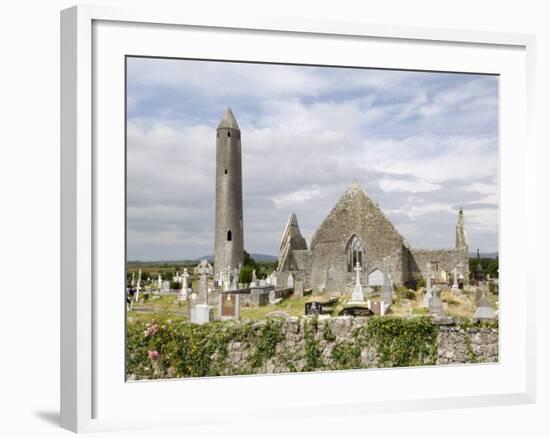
<box><xmin>426</xmin><ymin>262</ymin><xmax>432</xmax><ymax>293</ymax></box>
<box><xmin>423</xmin><ymin>263</ymin><xmax>432</xmax><ymax>307</ymax></box>
<box><xmin>182</xmin><ymin>268</ymin><xmax>189</xmax><ymax>290</ymax></box>
<box><xmin>131</xmin><ymin>272</ymin><xmax>135</xmax><ymax>287</ymax></box>
<box><xmin>135</xmin><ymin>269</ymin><xmax>142</xmax><ymax>302</ymax></box>
<box><xmin>158</xmin><ymin>274</ymin><xmax>162</xmax><ymax>289</ymax></box>
<box><xmin>196</xmin><ymin>260</ymin><xmax>210</xmax><ymax>304</ymax></box>
<box><xmin>429</xmin><ymin>286</ymin><xmax>443</xmax><ymax>317</ymax></box>
<box><xmin>457</xmin><ymin>262</ymin><xmax>464</xmax><ymax>280</ymax></box>
<box><xmin>251</xmin><ymin>269</ymin><xmax>257</xmax><ymax>287</ymax></box>
<box><xmin>451</xmin><ymin>268</ymin><xmax>459</xmax><ymax>291</ymax></box>
<box><xmin>229</xmin><ymin>267</ymin><xmax>238</xmax><ymax>290</ymax></box>
<box><xmin>351</xmin><ymin>262</ymin><xmax>364</xmax><ymax>302</ymax></box>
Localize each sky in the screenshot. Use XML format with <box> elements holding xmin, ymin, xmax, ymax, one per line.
<box><xmin>126</xmin><ymin>57</ymin><xmax>499</xmax><ymax>261</ymax></box>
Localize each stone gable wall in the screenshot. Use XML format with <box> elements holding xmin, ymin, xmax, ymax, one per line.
<box><xmin>309</xmin><ymin>188</ymin><xmax>407</xmax><ymax>292</ymax></box>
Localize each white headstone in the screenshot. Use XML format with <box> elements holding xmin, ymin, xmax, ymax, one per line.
<box><xmin>250</xmin><ymin>269</ymin><xmax>257</xmax><ymax>287</ymax></box>
<box><xmin>451</xmin><ymin>268</ymin><xmax>459</xmax><ymax>291</ymax></box>
<box><xmin>135</xmin><ymin>269</ymin><xmax>142</xmax><ymax>302</ymax></box>
<box><xmin>190</xmin><ymin>303</ymin><xmax>212</xmax><ymax>325</ymax></box>
<box><xmin>287</xmin><ymin>273</ymin><xmax>294</xmax><ymax>288</ymax></box>
<box><xmin>351</xmin><ymin>262</ymin><xmax>364</xmax><ymax>302</ymax></box>
<box><xmin>229</xmin><ymin>268</ymin><xmax>238</xmax><ymax>290</ymax></box>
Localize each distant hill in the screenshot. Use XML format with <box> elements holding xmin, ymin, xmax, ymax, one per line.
<box><xmin>469</xmin><ymin>252</ymin><xmax>498</xmax><ymax>259</ymax></box>
<box><xmin>195</xmin><ymin>253</ymin><xmax>278</xmax><ymax>262</ymax></box>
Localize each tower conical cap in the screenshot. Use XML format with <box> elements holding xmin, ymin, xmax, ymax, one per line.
<box><xmin>217</xmin><ymin>107</ymin><xmax>240</xmax><ymax>130</ymax></box>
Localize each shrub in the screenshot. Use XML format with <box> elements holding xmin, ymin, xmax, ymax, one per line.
<box><xmin>239</xmin><ymin>266</ymin><xmax>253</xmax><ymax>284</ymax></box>
<box><xmin>416</xmin><ymin>276</ymin><xmax>426</xmax><ymax>290</ymax></box>
<box><xmin>396</xmin><ymin>286</ymin><xmax>416</xmax><ymax>300</ymax></box>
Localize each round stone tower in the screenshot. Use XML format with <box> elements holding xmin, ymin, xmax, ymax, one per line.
<box><xmin>214</xmin><ymin>108</ymin><xmax>244</xmax><ymax>277</ymax></box>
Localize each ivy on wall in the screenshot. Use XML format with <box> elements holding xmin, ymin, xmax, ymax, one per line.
<box><xmin>126</xmin><ymin>316</ymin><xmax>496</xmax><ymax>380</ymax></box>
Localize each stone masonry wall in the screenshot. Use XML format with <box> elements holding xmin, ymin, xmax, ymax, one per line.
<box><xmin>409</xmin><ymin>248</ymin><xmax>470</xmax><ymax>284</ymax></box>
<box><xmin>221</xmin><ymin>317</ymin><xmax>498</xmax><ymax>374</ymax></box>
<box><xmin>127</xmin><ymin>316</ymin><xmax>498</xmax><ymax>380</ymax></box>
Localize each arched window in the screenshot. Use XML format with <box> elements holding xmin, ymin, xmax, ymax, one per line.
<box><xmin>227</xmin><ymin>230</ymin><xmax>232</xmax><ymax>241</ymax></box>
<box><xmin>346</xmin><ymin>234</ymin><xmax>365</xmax><ymax>272</ymax></box>
<box><xmin>227</xmin><ymin>131</ymin><xmax>231</xmax><ymax>137</ymax></box>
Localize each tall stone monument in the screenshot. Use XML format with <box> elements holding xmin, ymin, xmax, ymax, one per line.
<box><xmin>351</xmin><ymin>262</ymin><xmax>364</xmax><ymax>302</ymax></box>
<box><xmin>214</xmin><ymin>108</ymin><xmax>244</xmax><ymax>277</ymax></box>
<box><xmin>423</xmin><ymin>262</ymin><xmax>432</xmax><ymax>307</ymax></box>
<box><xmin>381</xmin><ymin>257</ymin><xmax>392</xmax><ymax>305</ymax></box>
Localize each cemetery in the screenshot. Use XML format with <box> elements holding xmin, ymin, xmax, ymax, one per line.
<box><xmin>126</xmin><ymin>108</ymin><xmax>499</xmax><ymax>379</ymax></box>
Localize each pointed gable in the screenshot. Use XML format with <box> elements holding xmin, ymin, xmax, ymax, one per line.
<box><xmin>277</xmin><ymin>213</ymin><xmax>308</xmax><ymax>271</ymax></box>
<box><xmin>310</xmin><ymin>181</ymin><xmax>405</xmax><ymax>250</ymax></box>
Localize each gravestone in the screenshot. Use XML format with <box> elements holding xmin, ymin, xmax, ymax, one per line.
<box><xmin>367</xmin><ymin>268</ymin><xmax>384</xmax><ymax>286</ymax></box>
<box><xmin>135</xmin><ymin>269</ymin><xmax>142</xmax><ymax>302</ymax></box>
<box><xmin>259</xmin><ymin>279</ymin><xmax>267</xmax><ymax>286</ymax></box>
<box><xmin>287</xmin><ymin>273</ymin><xmax>294</xmax><ymax>288</ymax></box>
<box><xmin>339</xmin><ymin>306</ymin><xmax>373</xmax><ymax>317</ymax></box>
<box><xmin>473</xmin><ymin>288</ymin><xmax>495</xmax><ymax>321</ymax></box>
<box><xmin>351</xmin><ymin>262</ymin><xmax>365</xmax><ymax>302</ymax></box>
<box><xmin>180</xmin><ymin>268</ymin><xmax>190</xmax><ymax>300</ymax></box>
<box><xmin>195</xmin><ymin>259</ymin><xmax>210</xmax><ymax>304</ymax></box>
<box><xmin>370</xmin><ymin>301</ymin><xmax>381</xmax><ymax>315</ymax></box>
<box><xmin>250</xmin><ymin>286</ymin><xmax>271</xmax><ymax>306</ymax></box>
<box><xmin>451</xmin><ymin>268</ymin><xmax>460</xmax><ymax>293</ymax></box>
<box><xmin>219</xmin><ymin>293</ymin><xmax>241</xmax><ymax>320</ymax></box>
<box><xmin>429</xmin><ymin>286</ymin><xmax>443</xmax><ymax>317</ymax></box>
<box><xmin>423</xmin><ymin>263</ymin><xmax>433</xmax><ymax>307</ymax></box>
<box><xmin>162</xmin><ymin>280</ymin><xmax>170</xmax><ymax>293</ymax></box>
<box><xmin>305</xmin><ymin>301</ymin><xmax>322</xmax><ymax>316</ymax></box>
<box><xmin>190</xmin><ymin>303</ymin><xmax>212</xmax><ymax>325</ymax></box>
<box><xmin>250</xmin><ymin>269</ymin><xmax>257</xmax><ymax>287</ymax></box>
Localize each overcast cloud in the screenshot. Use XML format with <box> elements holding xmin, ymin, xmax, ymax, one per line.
<box><xmin>126</xmin><ymin>57</ymin><xmax>499</xmax><ymax>261</ymax></box>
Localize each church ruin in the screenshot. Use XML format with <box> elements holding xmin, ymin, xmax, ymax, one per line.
<box><xmin>275</xmin><ymin>182</ymin><xmax>470</xmax><ymax>294</ymax></box>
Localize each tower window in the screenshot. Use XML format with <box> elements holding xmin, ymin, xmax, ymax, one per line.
<box><xmin>227</xmin><ymin>230</ymin><xmax>232</xmax><ymax>241</ymax></box>
<box><xmin>224</xmin><ymin>169</ymin><xmax>228</xmax><ymax>174</ymax></box>
<box><xmin>227</xmin><ymin>131</ymin><xmax>231</xmax><ymax>137</ymax></box>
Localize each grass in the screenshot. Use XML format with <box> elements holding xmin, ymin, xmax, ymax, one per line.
<box><xmin>240</xmin><ymin>295</ymin><xmax>327</xmax><ymax>319</ymax></box>
<box><xmin>127</xmin><ymin>294</ymin><xmax>189</xmax><ymax>323</ymax></box>
<box><xmin>126</xmin><ymin>285</ymin><xmax>498</xmax><ymax>322</ymax></box>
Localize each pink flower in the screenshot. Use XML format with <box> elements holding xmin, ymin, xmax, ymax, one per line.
<box><xmin>148</xmin><ymin>350</ymin><xmax>160</xmax><ymax>360</ymax></box>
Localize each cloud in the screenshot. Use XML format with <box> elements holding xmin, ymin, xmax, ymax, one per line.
<box><xmin>126</xmin><ymin>58</ymin><xmax>499</xmax><ymax>260</ymax></box>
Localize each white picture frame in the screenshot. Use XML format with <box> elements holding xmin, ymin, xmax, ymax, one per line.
<box><xmin>60</xmin><ymin>5</ymin><xmax>536</xmax><ymax>433</ymax></box>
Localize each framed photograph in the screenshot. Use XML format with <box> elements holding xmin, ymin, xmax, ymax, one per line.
<box><xmin>61</xmin><ymin>5</ymin><xmax>536</xmax><ymax>433</ymax></box>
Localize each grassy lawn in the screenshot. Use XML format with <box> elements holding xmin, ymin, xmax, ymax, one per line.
<box><xmin>126</xmin><ymin>286</ymin><xmax>498</xmax><ymax>323</ymax></box>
